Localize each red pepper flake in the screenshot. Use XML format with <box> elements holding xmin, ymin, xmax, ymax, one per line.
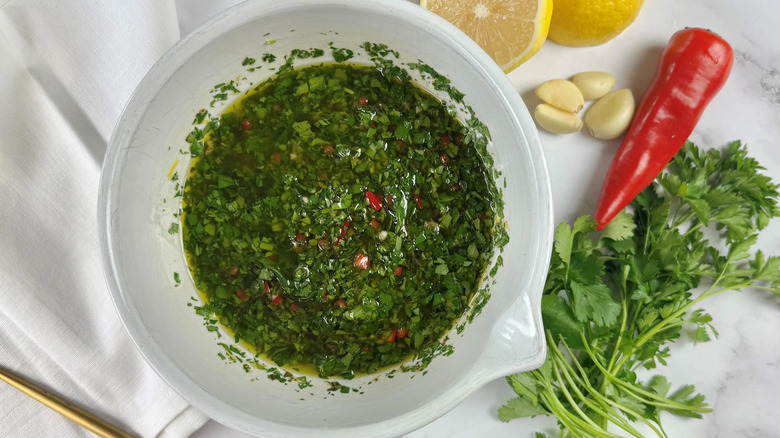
<box><xmin>263</xmin><ymin>280</ymin><xmax>270</xmax><ymax>294</ymax></box>
<box><xmin>452</xmin><ymin>183</ymin><xmax>460</xmax><ymax>191</ymax></box>
<box><xmin>396</xmin><ymin>327</ymin><xmax>408</xmax><ymax>339</ymax></box>
<box><xmin>365</xmin><ymin>190</ymin><xmax>382</xmax><ymax>211</ymax></box>
<box><xmin>441</xmin><ymin>134</ymin><xmax>451</xmax><ymax>145</ymax></box>
<box><xmin>394</xmin><ymin>266</ymin><xmax>403</xmax><ymax>276</ymax></box>
<box><xmin>271</xmin><ymin>296</ymin><xmax>283</xmax><ymax>305</ymax></box>
<box><xmin>354</xmin><ymin>252</ymin><xmax>370</xmax><ymax>270</ymax></box>
<box><xmin>240</xmin><ymin>118</ymin><xmax>252</xmax><ymax>131</ymax></box>
<box><xmin>384</xmin><ymin>194</ymin><xmax>395</xmax><ymax>207</ymax></box>
<box><xmin>413</xmin><ymin>193</ymin><xmax>424</xmax><ymax>210</ymax></box>
<box><xmin>235</xmin><ymin>289</ymin><xmax>248</xmax><ymax>301</ymax></box>
<box><xmin>228</xmin><ymin>266</ymin><xmax>239</xmax><ymax>276</ymax></box>
<box><xmin>290</xmin><ymin>303</ymin><xmax>300</xmax><ymax>311</ymax></box>
<box><xmin>386</xmin><ymin>331</ymin><xmax>397</xmax><ymax>343</ymax></box>
<box><xmin>295</xmin><ymin>232</ymin><xmax>308</xmax><ymax>242</ymax></box>
<box><xmin>335</xmin><ymin>221</ymin><xmax>350</xmax><ymax>247</ymax></box>
<box><xmin>323</xmin><ymin>144</ymin><xmax>335</xmax><ymax>155</ymax></box>
<box><xmin>439</xmin><ymin>153</ymin><xmax>450</xmax><ymax>166</ymax></box>
<box><xmin>336</xmin><ymin>299</ymin><xmax>347</xmax><ymax>308</ymax></box>
<box><xmin>270</xmin><ymin>151</ymin><xmax>283</xmax><ymax>162</ymax></box>
<box><xmin>370</xmin><ymin>218</ymin><xmax>381</xmax><ymax>229</ymax></box>
<box><xmin>358</xmin><ymin>96</ymin><xmax>368</xmax><ymax>106</ymax></box>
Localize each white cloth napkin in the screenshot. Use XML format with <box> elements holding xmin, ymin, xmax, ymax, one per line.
<box><xmin>0</xmin><ymin>0</ymin><xmax>208</xmax><ymax>436</ymax></box>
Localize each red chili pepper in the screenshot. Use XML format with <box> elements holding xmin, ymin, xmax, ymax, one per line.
<box><xmin>335</xmin><ymin>299</ymin><xmax>347</xmax><ymax>308</ymax></box>
<box><xmin>439</xmin><ymin>153</ymin><xmax>450</xmax><ymax>166</ymax></box>
<box><xmin>295</xmin><ymin>232</ymin><xmax>308</xmax><ymax>242</ymax></box>
<box><xmin>365</xmin><ymin>190</ymin><xmax>382</xmax><ymax>211</ymax></box>
<box><xmin>271</xmin><ymin>296</ymin><xmax>283</xmax><ymax>305</ymax></box>
<box><xmin>396</xmin><ymin>327</ymin><xmax>408</xmax><ymax>339</ymax></box>
<box><xmin>593</xmin><ymin>28</ymin><xmax>733</xmax><ymax>230</ymax></box>
<box><xmin>384</xmin><ymin>194</ymin><xmax>395</xmax><ymax>207</ymax></box>
<box><xmin>240</xmin><ymin>118</ymin><xmax>252</xmax><ymax>131</ymax></box>
<box><xmin>358</xmin><ymin>96</ymin><xmax>368</xmax><ymax>106</ymax></box>
<box><xmin>235</xmin><ymin>289</ymin><xmax>248</xmax><ymax>301</ymax></box>
<box><xmin>440</xmin><ymin>134</ymin><xmax>451</xmax><ymax>145</ymax></box>
<box><xmin>323</xmin><ymin>144</ymin><xmax>335</xmax><ymax>155</ymax></box>
<box><xmin>354</xmin><ymin>252</ymin><xmax>370</xmax><ymax>270</ymax></box>
<box><xmin>270</xmin><ymin>151</ymin><xmax>283</xmax><ymax>163</ymax></box>
<box><xmin>394</xmin><ymin>266</ymin><xmax>403</xmax><ymax>276</ymax></box>
<box><xmin>290</xmin><ymin>303</ymin><xmax>300</xmax><ymax>311</ymax></box>
<box><xmin>263</xmin><ymin>280</ymin><xmax>270</xmax><ymax>294</ymax></box>
<box><xmin>413</xmin><ymin>193</ymin><xmax>424</xmax><ymax>210</ymax></box>
<box><xmin>386</xmin><ymin>331</ymin><xmax>397</xmax><ymax>343</ymax></box>
<box><xmin>228</xmin><ymin>266</ymin><xmax>239</xmax><ymax>276</ymax></box>
<box><xmin>370</xmin><ymin>218</ymin><xmax>380</xmax><ymax>229</ymax></box>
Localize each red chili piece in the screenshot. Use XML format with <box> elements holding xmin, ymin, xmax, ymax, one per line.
<box><xmin>358</xmin><ymin>96</ymin><xmax>368</xmax><ymax>106</ymax></box>
<box><xmin>270</xmin><ymin>151</ymin><xmax>283</xmax><ymax>163</ymax></box>
<box><xmin>271</xmin><ymin>296</ymin><xmax>283</xmax><ymax>305</ymax></box>
<box><xmin>235</xmin><ymin>289</ymin><xmax>248</xmax><ymax>301</ymax></box>
<box><xmin>384</xmin><ymin>194</ymin><xmax>395</xmax><ymax>207</ymax></box>
<box><xmin>396</xmin><ymin>327</ymin><xmax>408</xmax><ymax>339</ymax></box>
<box><xmin>290</xmin><ymin>303</ymin><xmax>300</xmax><ymax>311</ymax></box>
<box><xmin>439</xmin><ymin>153</ymin><xmax>450</xmax><ymax>166</ymax></box>
<box><xmin>295</xmin><ymin>232</ymin><xmax>308</xmax><ymax>242</ymax></box>
<box><xmin>323</xmin><ymin>144</ymin><xmax>335</xmax><ymax>155</ymax></box>
<box><xmin>365</xmin><ymin>190</ymin><xmax>382</xmax><ymax>211</ymax></box>
<box><xmin>394</xmin><ymin>266</ymin><xmax>403</xmax><ymax>276</ymax></box>
<box><xmin>228</xmin><ymin>266</ymin><xmax>239</xmax><ymax>276</ymax></box>
<box><xmin>335</xmin><ymin>299</ymin><xmax>347</xmax><ymax>308</ymax></box>
<box><xmin>413</xmin><ymin>193</ymin><xmax>424</xmax><ymax>210</ymax></box>
<box><xmin>440</xmin><ymin>135</ymin><xmax>451</xmax><ymax>145</ymax></box>
<box><xmin>335</xmin><ymin>220</ymin><xmax>350</xmax><ymax>247</ymax></box>
<box><xmin>263</xmin><ymin>280</ymin><xmax>270</xmax><ymax>294</ymax></box>
<box><xmin>370</xmin><ymin>218</ymin><xmax>380</xmax><ymax>229</ymax></box>
<box><xmin>354</xmin><ymin>252</ymin><xmax>370</xmax><ymax>270</ymax></box>
<box><xmin>386</xmin><ymin>331</ymin><xmax>397</xmax><ymax>343</ymax></box>
<box><xmin>593</xmin><ymin>28</ymin><xmax>734</xmax><ymax>230</ymax></box>
<box><xmin>240</xmin><ymin>118</ymin><xmax>252</xmax><ymax>131</ymax></box>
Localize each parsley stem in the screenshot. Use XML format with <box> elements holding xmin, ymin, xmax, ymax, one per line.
<box><xmin>580</xmin><ymin>333</ymin><xmax>711</xmax><ymax>416</ymax></box>
<box><xmin>552</xmin><ymin>336</ymin><xmax>657</xmax><ymax>437</ymax></box>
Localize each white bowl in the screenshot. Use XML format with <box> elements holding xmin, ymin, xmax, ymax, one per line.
<box><xmin>98</xmin><ymin>0</ymin><xmax>553</xmax><ymax>436</ymax></box>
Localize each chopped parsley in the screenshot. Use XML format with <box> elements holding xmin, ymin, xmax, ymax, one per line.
<box><xmin>181</xmin><ymin>63</ymin><xmax>505</xmax><ymax>378</ymax></box>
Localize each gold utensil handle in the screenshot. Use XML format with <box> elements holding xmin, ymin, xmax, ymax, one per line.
<box><xmin>0</xmin><ymin>366</ymin><xmax>137</xmax><ymax>438</ymax></box>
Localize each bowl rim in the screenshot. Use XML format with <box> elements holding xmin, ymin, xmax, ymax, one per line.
<box><xmin>98</xmin><ymin>0</ymin><xmax>554</xmax><ymax>436</ymax></box>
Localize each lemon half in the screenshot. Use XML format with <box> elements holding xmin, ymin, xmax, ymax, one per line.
<box><xmin>421</xmin><ymin>0</ymin><xmax>553</xmax><ymax>73</ymax></box>
<box><xmin>548</xmin><ymin>0</ymin><xmax>645</xmax><ymax>47</ymax></box>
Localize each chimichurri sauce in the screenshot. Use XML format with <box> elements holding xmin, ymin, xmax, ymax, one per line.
<box><xmin>182</xmin><ymin>64</ymin><xmax>498</xmax><ymax>378</ymax></box>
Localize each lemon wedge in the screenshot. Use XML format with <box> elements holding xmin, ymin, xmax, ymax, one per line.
<box><xmin>421</xmin><ymin>0</ymin><xmax>553</xmax><ymax>72</ymax></box>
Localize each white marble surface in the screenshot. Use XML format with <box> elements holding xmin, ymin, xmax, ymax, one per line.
<box><xmin>179</xmin><ymin>0</ymin><xmax>780</xmax><ymax>436</ymax></box>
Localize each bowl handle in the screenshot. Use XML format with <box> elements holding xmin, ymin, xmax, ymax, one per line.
<box><xmin>471</xmin><ymin>292</ymin><xmax>547</xmax><ymax>384</ymax></box>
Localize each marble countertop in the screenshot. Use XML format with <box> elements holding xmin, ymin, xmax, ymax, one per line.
<box><xmin>179</xmin><ymin>0</ymin><xmax>780</xmax><ymax>436</ymax></box>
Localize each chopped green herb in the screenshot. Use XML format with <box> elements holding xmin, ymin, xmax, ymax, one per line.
<box><xmin>181</xmin><ymin>62</ymin><xmax>505</xmax><ymax>378</ymax></box>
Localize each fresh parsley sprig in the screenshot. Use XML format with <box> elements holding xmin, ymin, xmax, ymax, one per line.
<box><xmin>499</xmin><ymin>141</ymin><xmax>780</xmax><ymax>437</ymax></box>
